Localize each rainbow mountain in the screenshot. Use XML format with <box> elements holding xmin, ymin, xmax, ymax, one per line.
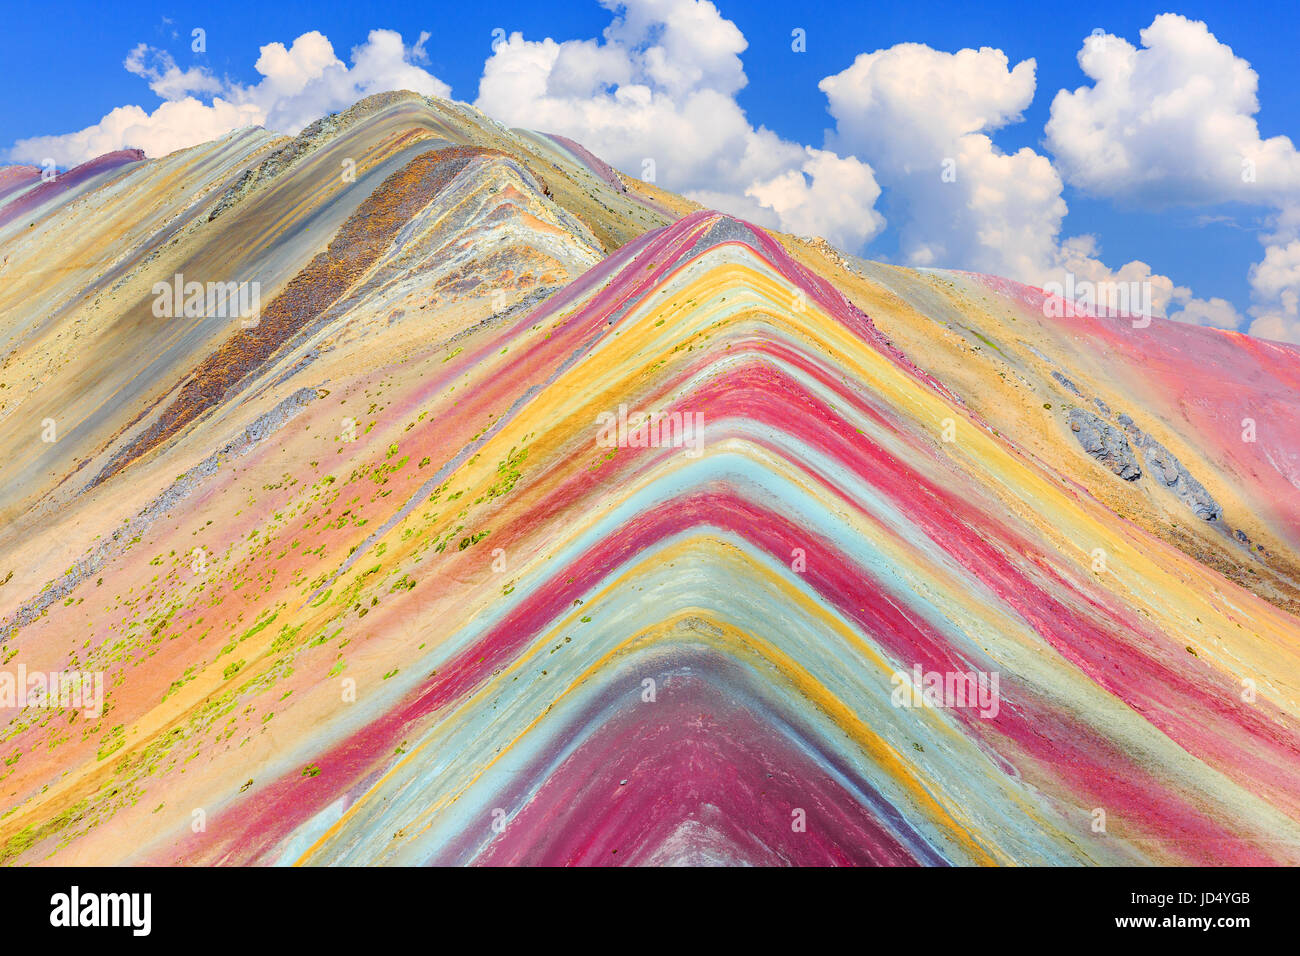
<box><xmin>1</xmin><ymin>90</ymin><xmax>1299</xmax><ymax>866</ymax></box>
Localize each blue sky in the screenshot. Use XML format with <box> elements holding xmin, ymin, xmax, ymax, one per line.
<box><xmin>4</xmin><ymin>0</ymin><xmax>1299</xmax><ymax>341</ymax></box>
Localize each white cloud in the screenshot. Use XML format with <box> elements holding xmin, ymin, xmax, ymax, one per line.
<box><xmin>819</xmin><ymin>42</ymin><xmax>1178</xmax><ymax>312</ymax></box>
<box><xmin>1245</xmin><ymin>239</ymin><xmax>1300</xmax><ymax>343</ymax></box>
<box><xmin>1170</xmin><ymin>296</ymin><xmax>1242</xmax><ymax>330</ymax></box>
<box><xmin>1247</xmin><ymin>311</ymin><xmax>1300</xmax><ymax>345</ymax></box>
<box><xmin>1044</xmin><ymin>14</ymin><xmax>1300</xmax><ymax>343</ymax></box>
<box><xmin>9</xmin><ymin>99</ymin><xmax>265</xmax><ymax>168</ymax></box>
<box><xmin>601</xmin><ymin>0</ymin><xmax>747</xmax><ymax>98</ymax></box>
<box><xmin>8</xmin><ymin>30</ymin><xmax>449</xmax><ymax>167</ymax></box>
<box><xmin>821</xmin><ymin>44</ymin><xmax>1037</xmax><ymax>153</ymax></box>
<box><xmin>746</xmin><ymin>148</ymin><xmax>884</xmax><ymax>247</ymax></box>
<box><xmin>473</xmin><ymin>0</ymin><xmax>886</xmax><ymax>249</ymax></box>
<box><xmin>1054</xmin><ymin>234</ymin><xmax>1183</xmax><ymax>318</ymax></box>
<box><xmin>124</xmin><ymin>44</ymin><xmax>224</xmax><ymax>100</ymax></box>
<box><xmin>1045</xmin><ymin>15</ymin><xmax>1300</xmax><ymax>206</ymax></box>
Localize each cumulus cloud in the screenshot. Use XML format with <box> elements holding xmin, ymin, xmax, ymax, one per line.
<box><xmin>10</xmin><ymin>99</ymin><xmax>265</xmax><ymax>168</ymax></box>
<box><xmin>1044</xmin><ymin>14</ymin><xmax>1300</xmax><ymax>343</ymax></box>
<box><xmin>814</xmin><ymin>23</ymin><xmax>1300</xmax><ymax>341</ymax></box>
<box><xmin>822</xmin><ymin>44</ymin><xmax>1038</xmax><ymax>151</ymax></box>
<box><xmin>746</xmin><ymin>148</ymin><xmax>884</xmax><ymax>248</ymax></box>
<box><xmin>819</xmin><ymin>42</ymin><xmax>1178</xmax><ymax>312</ymax></box>
<box><xmin>474</xmin><ymin>0</ymin><xmax>886</xmax><ymax>250</ymax></box>
<box><xmin>1245</xmin><ymin>239</ymin><xmax>1300</xmax><ymax>342</ymax></box>
<box><xmin>1046</xmin><ymin>15</ymin><xmax>1300</xmax><ymax>206</ymax></box>
<box><xmin>1052</xmin><ymin>234</ymin><xmax>1184</xmax><ymax>318</ymax></box>
<box><xmin>1172</xmin><ymin>296</ymin><xmax>1243</xmax><ymax>330</ymax></box>
<box><xmin>124</xmin><ymin>44</ymin><xmax>224</xmax><ymax>101</ymax></box>
<box><xmin>8</xmin><ymin>30</ymin><xmax>449</xmax><ymax>167</ymax></box>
